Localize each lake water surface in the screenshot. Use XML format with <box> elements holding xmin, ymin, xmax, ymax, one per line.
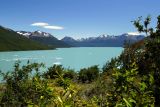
<box><xmin>0</xmin><ymin>47</ymin><xmax>123</xmax><ymax>72</ymax></box>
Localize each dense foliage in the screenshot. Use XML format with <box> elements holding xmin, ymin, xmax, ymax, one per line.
<box><xmin>78</xmin><ymin>65</ymin><xmax>100</xmax><ymax>83</ymax></box>
<box><xmin>0</xmin><ymin>61</ymin><xmax>53</xmax><ymax>106</ymax></box>
<box><xmin>0</xmin><ymin>15</ymin><xmax>160</xmax><ymax>106</ymax></box>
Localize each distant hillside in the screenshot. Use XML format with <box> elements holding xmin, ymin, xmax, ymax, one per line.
<box><xmin>61</xmin><ymin>33</ymin><xmax>145</xmax><ymax>47</ymax></box>
<box><xmin>17</xmin><ymin>31</ymin><xmax>71</xmax><ymax>48</ymax></box>
<box><xmin>0</xmin><ymin>26</ymin><xmax>52</xmax><ymax>51</ymax></box>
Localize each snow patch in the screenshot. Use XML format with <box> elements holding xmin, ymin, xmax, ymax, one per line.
<box><xmin>127</xmin><ymin>32</ymin><xmax>141</xmax><ymax>36</ymax></box>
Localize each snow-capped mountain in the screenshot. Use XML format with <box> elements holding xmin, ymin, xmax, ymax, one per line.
<box><xmin>17</xmin><ymin>30</ymin><xmax>52</xmax><ymax>38</ymax></box>
<box><xmin>17</xmin><ymin>31</ymin><xmax>31</xmax><ymax>38</ymax></box>
<box><xmin>16</xmin><ymin>31</ymin><xmax>70</xmax><ymax>48</ymax></box>
<box><xmin>31</xmin><ymin>31</ymin><xmax>53</xmax><ymax>37</ymax></box>
<box><xmin>61</xmin><ymin>33</ymin><xmax>145</xmax><ymax>47</ymax></box>
<box><xmin>17</xmin><ymin>30</ymin><xmax>144</xmax><ymax>47</ymax></box>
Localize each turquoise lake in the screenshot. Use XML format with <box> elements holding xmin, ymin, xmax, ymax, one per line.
<box><xmin>0</xmin><ymin>47</ymin><xmax>123</xmax><ymax>72</ymax></box>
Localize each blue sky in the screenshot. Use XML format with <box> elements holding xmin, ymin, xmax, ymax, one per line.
<box><xmin>0</xmin><ymin>0</ymin><xmax>160</xmax><ymax>39</ymax></box>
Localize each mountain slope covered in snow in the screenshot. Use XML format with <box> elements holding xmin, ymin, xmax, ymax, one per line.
<box><xmin>61</xmin><ymin>33</ymin><xmax>145</xmax><ymax>47</ymax></box>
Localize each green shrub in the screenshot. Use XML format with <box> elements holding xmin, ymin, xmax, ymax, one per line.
<box><xmin>63</xmin><ymin>69</ymin><xmax>77</xmax><ymax>80</ymax></box>
<box><xmin>0</xmin><ymin>61</ymin><xmax>54</xmax><ymax>107</ymax></box>
<box><xmin>43</xmin><ymin>65</ymin><xmax>64</xmax><ymax>79</ymax></box>
<box><xmin>78</xmin><ymin>65</ymin><xmax>100</xmax><ymax>83</ymax></box>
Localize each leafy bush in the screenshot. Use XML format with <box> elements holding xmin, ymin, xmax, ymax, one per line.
<box><xmin>78</xmin><ymin>65</ymin><xmax>100</xmax><ymax>83</ymax></box>
<box><xmin>63</xmin><ymin>69</ymin><xmax>77</xmax><ymax>80</ymax></box>
<box><xmin>0</xmin><ymin>61</ymin><xmax>54</xmax><ymax>107</ymax></box>
<box><xmin>43</xmin><ymin>65</ymin><xmax>64</xmax><ymax>79</ymax></box>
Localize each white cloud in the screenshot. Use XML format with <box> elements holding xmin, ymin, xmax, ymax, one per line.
<box><xmin>31</xmin><ymin>22</ymin><xmax>64</xmax><ymax>30</ymax></box>
<box><xmin>43</xmin><ymin>25</ymin><xmax>64</xmax><ymax>30</ymax></box>
<box><xmin>31</xmin><ymin>22</ymin><xmax>49</xmax><ymax>27</ymax></box>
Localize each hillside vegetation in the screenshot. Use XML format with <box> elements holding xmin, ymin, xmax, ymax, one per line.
<box><xmin>0</xmin><ymin>15</ymin><xmax>160</xmax><ymax>106</ymax></box>
<box><xmin>0</xmin><ymin>26</ymin><xmax>52</xmax><ymax>51</ymax></box>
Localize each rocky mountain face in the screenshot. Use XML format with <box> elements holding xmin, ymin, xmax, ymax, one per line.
<box><xmin>17</xmin><ymin>31</ymin><xmax>71</xmax><ymax>48</ymax></box>
<box><xmin>61</xmin><ymin>33</ymin><xmax>145</xmax><ymax>47</ymax></box>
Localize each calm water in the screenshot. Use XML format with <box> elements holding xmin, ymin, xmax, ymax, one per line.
<box><xmin>0</xmin><ymin>47</ymin><xmax>123</xmax><ymax>72</ymax></box>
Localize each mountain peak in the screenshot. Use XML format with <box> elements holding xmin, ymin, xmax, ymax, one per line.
<box><xmin>125</xmin><ymin>32</ymin><xmax>142</xmax><ymax>36</ymax></box>
<box><xmin>17</xmin><ymin>30</ymin><xmax>53</xmax><ymax>38</ymax></box>
<box><xmin>17</xmin><ymin>31</ymin><xmax>31</xmax><ymax>38</ymax></box>
<box><xmin>61</xmin><ymin>33</ymin><xmax>145</xmax><ymax>47</ymax></box>
<box><xmin>61</xmin><ymin>36</ymin><xmax>76</xmax><ymax>42</ymax></box>
<box><xmin>98</xmin><ymin>34</ymin><xmax>108</xmax><ymax>38</ymax></box>
<box><xmin>32</xmin><ymin>30</ymin><xmax>52</xmax><ymax>37</ymax></box>
<box><xmin>35</xmin><ymin>30</ymin><xmax>42</xmax><ymax>34</ymax></box>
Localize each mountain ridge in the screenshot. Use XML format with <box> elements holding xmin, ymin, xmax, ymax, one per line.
<box><xmin>61</xmin><ymin>33</ymin><xmax>145</xmax><ymax>47</ymax></box>
<box><xmin>17</xmin><ymin>31</ymin><xmax>71</xmax><ymax>48</ymax></box>
<box><xmin>0</xmin><ymin>25</ymin><xmax>145</xmax><ymax>51</ymax></box>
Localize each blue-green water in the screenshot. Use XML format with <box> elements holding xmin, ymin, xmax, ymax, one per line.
<box><xmin>0</xmin><ymin>47</ymin><xmax>123</xmax><ymax>72</ymax></box>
